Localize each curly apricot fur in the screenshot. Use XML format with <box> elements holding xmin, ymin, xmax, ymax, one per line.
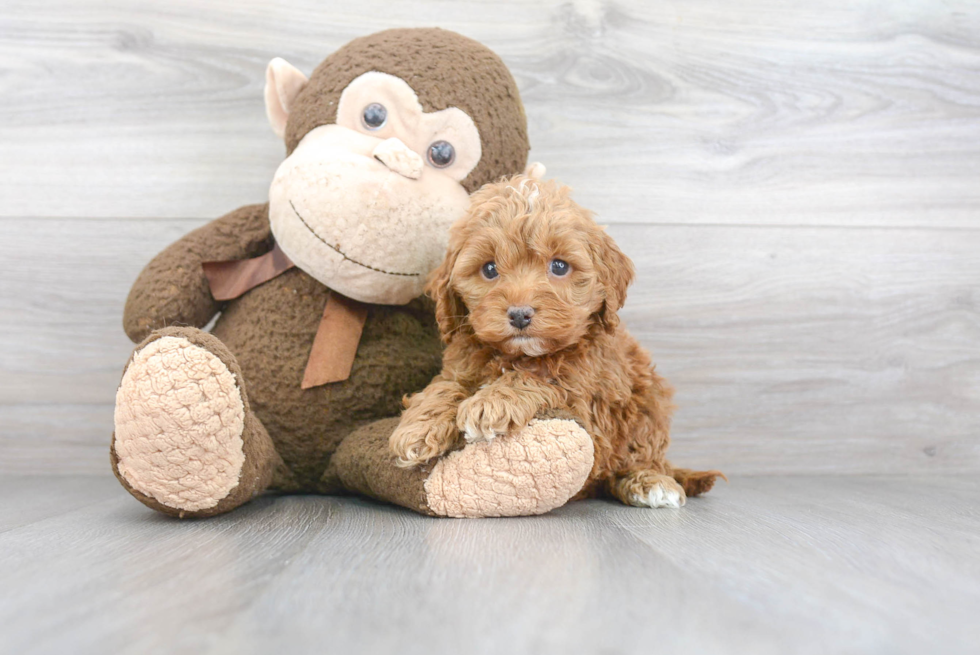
<box><xmin>391</xmin><ymin>175</ymin><xmax>723</xmax><ymax>501</ymax></box>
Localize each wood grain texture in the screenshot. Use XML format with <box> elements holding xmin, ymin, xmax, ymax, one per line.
<box><xmin>0</xmin><ymin>406</ymin><xmax>114</xmax><ymax>476</ymax></box>
<box><xmin>613</xmin><ymin>222</ymin><xmax>980</xmax><ymax>474</ymax></box>
<box><xmin>0</xmin><ymin>475</ymin><xmax>119</xmax><ymax>533</ymax></box>
<box><xmin>3</xmin><ymin>5</ymin><xmax>978</xmax><ymax>651</ymax></box>
<box><xmin>0</xmin><ymin>474</ymin><xmax>977</xmax><ymax>655</ymax></box>
<box><xmin>1</xmin><ymin>0</ymin><xmax>979</xmax><ymax>225</ymax></box>
<box><xmin>1</xmin><ymin>1</ymin><xmax>979</xmax><ymax>476</ymax></box>
<box><xmin>2</xmin><ymin>217</ymin><xmax>978</xmax><ymax>475</ymax></box>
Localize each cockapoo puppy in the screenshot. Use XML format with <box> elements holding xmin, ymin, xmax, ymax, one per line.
<box><xmin>390</xmin><ymin>174</ymin><xmax>723</xmax><ymax>508</ymax></box>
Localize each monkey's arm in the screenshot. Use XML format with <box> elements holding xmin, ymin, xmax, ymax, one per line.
<box><xmin>123</xmin><ymin>203</ymin><xmax>272</xmax><ymax>343</ymax></box>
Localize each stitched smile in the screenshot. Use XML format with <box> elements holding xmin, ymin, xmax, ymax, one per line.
<box><xmin>289</xmin><ymin>200</ymin><xmax>421</xmax><ymax>277</ymax></box>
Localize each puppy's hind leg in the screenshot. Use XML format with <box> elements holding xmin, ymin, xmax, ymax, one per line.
<box><xmin>609</xmin><ymin>469</ymin><xmax>687</xmax><ymax>509</ymax></box>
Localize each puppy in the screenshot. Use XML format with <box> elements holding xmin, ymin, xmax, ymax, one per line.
<box><xmin>390</xmin><ymin>174</ymin><xmax>723</xmax><ymax>507</ymax></box>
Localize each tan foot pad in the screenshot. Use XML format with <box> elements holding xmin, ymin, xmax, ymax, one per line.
<box><xmin>424</xmin><ymin>418</ymin><xmax>594</xmax><ymax>518</ymax></box>
<box><xmin>113</xmin><ymin>336</ymin><xmax>246</xmax><ymax>512</ymax></box>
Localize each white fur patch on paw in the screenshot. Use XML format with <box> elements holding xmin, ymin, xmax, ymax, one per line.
<box><xmin>113</xmin><ymin>336</ymin><xmax>246</xmax><ymax>512</ymax></box>
<box><xmin>461</xmin><ymin>422</ymin><xmax>500</xmax><ymax>444</ymax></box>
<box><xmin>632</xmin><ymin>479</ymin><xmax>686</xmax><ymax>509</ymax></box>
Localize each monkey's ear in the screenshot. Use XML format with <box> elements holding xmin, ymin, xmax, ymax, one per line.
<box><xmin>264</xmin><ymin>58</ymin><xmax>309</xmax><ymax>139</ymax></box>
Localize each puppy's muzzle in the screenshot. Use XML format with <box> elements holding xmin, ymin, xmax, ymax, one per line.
<box><xmin>508</xmin><ymin>306</ymin><xmax>535</xmax><ymax>329</ymax></box>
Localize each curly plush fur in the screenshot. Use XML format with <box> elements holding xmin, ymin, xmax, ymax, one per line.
<box><xmin>390</xmin><ymin>175</ymin><xmax>724</xmax><ymax>507</ymax></box>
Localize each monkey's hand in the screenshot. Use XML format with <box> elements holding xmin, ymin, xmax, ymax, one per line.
<box><xmin>123</xmin><ymin>204</ymin><xmax>271</xmax><ymax>343</ymax></box>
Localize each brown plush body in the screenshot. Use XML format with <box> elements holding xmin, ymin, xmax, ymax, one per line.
<box><xmin>390</xmin><ymin>175</ymin><xmax>724</xmax><ymax>507</ymax></box>
<box><xmin>121</xmin><ymin>202</ymin><xmax>444</xmax><ymax>494</ymax></box>
<box><xmin>110</xmin><ymin>28</ymin><xmax>598</xmax><ymax>519</ymax></box>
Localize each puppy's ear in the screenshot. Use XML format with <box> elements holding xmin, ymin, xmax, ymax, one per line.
<box><xmin>426</xmin><ymin>242</ymin><xmax>467</xmax><ymax>342</ymax></box>
<box><xmin>592</xmin><ymin>229</ymin><xmax>635</xmax><ymax>333</ymax></box>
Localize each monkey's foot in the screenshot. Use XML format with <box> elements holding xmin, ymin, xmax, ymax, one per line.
<box><xmin>111</xmin><ymin>327</ymin><xmax>277</xmax><ymax>518</ymax></box>
<box><xmin>331</xmin><ymin>416</ymin><xmax>594</xmax><ymax>518</ymax></box>
<box><xmin>424</xmin><ymin>418</ymin><xmax>594</xmax><ymax>517</ymax></box>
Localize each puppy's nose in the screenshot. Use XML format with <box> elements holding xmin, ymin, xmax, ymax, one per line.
<box><xmin>508</xmin><ymin>306</ymin><xmax>535</xmax><ymax>330</ymax></box>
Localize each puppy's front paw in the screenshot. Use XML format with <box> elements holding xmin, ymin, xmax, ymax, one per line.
<box><xmin>456</xmin><ymin>392</ymin><xmax>525</xmax><ymax>444</ymax></box>
<box><xmin>389</xmin><ymin>419</ymin><xmax>459</xmax><ymax>468</ymax></box>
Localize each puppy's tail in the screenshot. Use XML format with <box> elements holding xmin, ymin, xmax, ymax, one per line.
<box><xmin>669</xmin><ymin>466</ymin><xmax>728</xmax><ymax>497</ymax></box>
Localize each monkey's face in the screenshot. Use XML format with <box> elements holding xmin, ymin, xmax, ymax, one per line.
<box><xmin>263</xmin><ymin>29</ymin><xmax>530</xmax><ymax>304</ymax></box>
<box><xmin>268</xmin><ymin>72</ymin><xmax>483</xmax><ymax>305</ymax></box>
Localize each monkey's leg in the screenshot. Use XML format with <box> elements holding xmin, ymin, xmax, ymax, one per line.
<box><xmin>111</xmin><ymin>327</ymin><xmax>284</xmax><ymax>518</ymax></box>
<box><xmin>328</xmin><ymin>412</ymin><xmax>595</xmax><ymax>518</ymax></box>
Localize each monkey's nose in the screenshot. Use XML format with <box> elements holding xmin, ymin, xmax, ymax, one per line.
<box><xmin>508</xmin><ymin>306</ymin><xmax>535</xmax><ymax>330</ymax></box>
<box><xmin>372</xmin><ymin>137</ymin><xmax>423</xmax><ymax>180</ymax></box>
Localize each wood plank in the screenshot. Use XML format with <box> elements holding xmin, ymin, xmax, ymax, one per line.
<box><xmin>200</xmin><ymin>494</ymin><xmax>795</xmax><ymax>655</ymax></box>
<box><xmin>0</xmin><ymin>406</ymin><xmax>114</xmax><ymax>476</ymax></box>
<box><xmin>610</xmin><ymin>222</ymin><xmax>980</xmax><ymax>475</ymax></box>
<box><xmin>0</xmin><ymin>475</ymin><xmax>976</xmax><ymax>654</ymax></box>
<box><xmin>0</xmin><ymin>475</ymin><xmax>121</xmax><ymax>533</ymax></box>
<box><xmin>600</xmin><ymin>475</ymin><xmax>980</xmax><ymax>654</ymax></box>
<box><xmin>2</xmin><ymin>218</ymin><xmax>978</xmax><ymax>475</ymax></box>
<box><xmin>0</xmin><ymin>487</ymin><xmax>332</xmax><ymax>654</ymax></box>
<box><xmin>0</xmin><ymin>218</ymin><xmax>202</xmax><ymax>406</ymax></box>
<box><xmin>1</xmin><ymin>0</ymin><xmax>979</xmax><ymax>226</ymax></box>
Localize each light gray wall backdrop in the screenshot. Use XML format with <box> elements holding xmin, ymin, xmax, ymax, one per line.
<box><xmin>2</xmin><ymin>0</ymin><xmax>978</xmax><ymax>475</ymax></box>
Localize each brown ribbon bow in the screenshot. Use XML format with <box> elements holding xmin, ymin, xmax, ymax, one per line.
<box><xmin>202</xmin><ymin>244</ymin><xmax>368</xmax><ymax>389</ymax></box>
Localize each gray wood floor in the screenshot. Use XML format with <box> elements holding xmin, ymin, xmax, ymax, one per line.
<box><xmin>1</xmin><ymin>474</ymin><xmax>977</xmax><ymax>655</ymax></box>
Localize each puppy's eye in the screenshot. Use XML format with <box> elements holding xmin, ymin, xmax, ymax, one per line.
<box><xmin>481</xmin><ymin>261</ymin><xmax>499</xmax><ymax>280</ymax></box>
<box><xmin>428</xmin><ymin>140</ymin><xmax>455</xmax><ymax>168</ymax></box>
<box><xmin>362</xmin><ymin>103</ymin><xmax>387</xmax><ymax>130</ymax></box>
<box><xmin>550</xmin><ymin>259</ymin><xmax>570</xmax><ymax>276</ymax></box>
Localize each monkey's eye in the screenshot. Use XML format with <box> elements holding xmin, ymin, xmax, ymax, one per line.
<box><xmin>481</xmin><ymin>261</ymin><xmax>499</xmax><ymax>280</ymax></box>
<box><xmin>427</xmin><ymin>140</ymin><xmax>455</xmax><ymax>168</ymax></box>
<box><xmin>361</xmin><ymin>103</ymin><xmax>387</xmax><ymax>130</ymax></box>
<box><xmin>550</xmin><ymin>259</ymin><xmax>570</xmax><ymax>276</ymax></box>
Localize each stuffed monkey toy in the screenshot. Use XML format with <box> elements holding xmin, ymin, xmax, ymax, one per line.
<box><xmin>111</xmin><ymin>28</ymin><xmax>595</xmax><ymax>519</ymax></box>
